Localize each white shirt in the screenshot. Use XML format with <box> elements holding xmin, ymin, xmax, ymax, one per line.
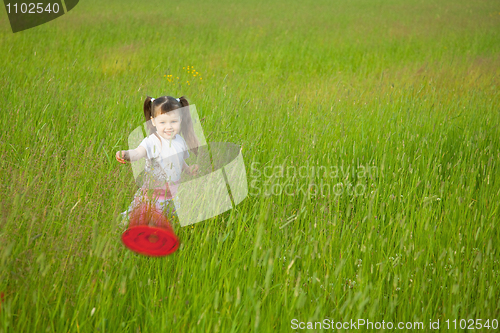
<box><xmin>139</xmin><ymin>133</ymin><xmax>189</xmax><ymax>183</ymax></box>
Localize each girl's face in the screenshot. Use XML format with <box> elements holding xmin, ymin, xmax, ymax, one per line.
<box><xmin>151</xmin><ymin>110</ymin><xmax>182</xmax><ymax>141</ymax></box>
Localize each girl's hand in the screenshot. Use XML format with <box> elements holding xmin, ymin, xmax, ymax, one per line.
<box><xmin>116</xmin><ymin>150</ymin><xmax>127</xmax><ymax>164</ymax></box>
<box><xmin>187</xmin><ymin>164</ymin><xmax>199</xmax><ymax>176</ymax></box>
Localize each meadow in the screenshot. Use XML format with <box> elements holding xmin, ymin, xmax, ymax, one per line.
<box><xmin>0</xmin><ymin>0</ymin><xmax>499</xmax><ymax>331</ymax></box>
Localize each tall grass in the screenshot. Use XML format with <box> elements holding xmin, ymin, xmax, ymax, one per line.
<box><xmin>1</xmin><ymin>0</ymin><xmax>499</xmax><ymax>331</ymax></box>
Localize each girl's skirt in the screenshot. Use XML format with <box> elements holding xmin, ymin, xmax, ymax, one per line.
<box><xmin>120</xmin><ymin>182</ymin><xmax>180</xmax><ymax>228</ymax></box>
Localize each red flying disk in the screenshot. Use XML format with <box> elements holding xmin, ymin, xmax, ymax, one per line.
<box><xmin>122</xmin><ymin>203</ymin><xmax>179</xmax><ymax>256</ymax></box>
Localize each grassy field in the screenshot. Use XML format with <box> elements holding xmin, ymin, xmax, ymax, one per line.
<box><xmin>1</xmin><ymin>0</ymin><xmax>499</xmax><ymax>331</ymax></box>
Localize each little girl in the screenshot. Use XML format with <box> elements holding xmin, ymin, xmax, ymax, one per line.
<box><xmin>116</xmin><ymin>95</ymin><xmax>199</xmax><ymax>225</ymax></box>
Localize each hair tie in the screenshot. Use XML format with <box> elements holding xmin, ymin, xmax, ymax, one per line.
<box><xmin>151</xmin><ymin>97</ymin><xmax>155</xmax><ymax>102</ymax></box>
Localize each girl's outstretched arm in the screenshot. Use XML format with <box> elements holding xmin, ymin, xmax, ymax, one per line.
<box><xmin>115</xmin><ymin>146</ymin><xmax>147</xmax><ymax>164</ymax></box>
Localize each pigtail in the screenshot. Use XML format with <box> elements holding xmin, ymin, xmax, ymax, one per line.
<box><xmin>178</xmin><ymin>96</ymin><xmax>189</xmax><ymax>108</ymax></box>
<box><xmin>144</xmin><ymin>96</ymin><xmax>156</xmax><ymax>135</ymax></box>
<box><xmin>178</xmin><ymin>96</ymin><xmax>200</xmax><ymax>155</ymax></box>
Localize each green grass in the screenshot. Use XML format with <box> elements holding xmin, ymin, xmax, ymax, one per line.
<box><xmin>1</xmin><ymin>0</ymin><xmax>499</xmax><ymax>331</ymax></box>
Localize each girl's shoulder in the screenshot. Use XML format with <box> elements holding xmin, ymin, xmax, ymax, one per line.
<box><xmin>173</xmin><ymin>134</ymin><xmax>187</xmax><ymax>144</ymax></box>
<box><xmin>139</xmin><ymin>133</ymin><xmax>162</xmax><ymax>158</ymax></box>
<box><xmin>141</xmin><ymin>133</ymin><xmax>161</xmax><ymax>146</ymax></box>
<box><xmin>173</xmin><ymin>134</ymin><xmax>189</xmax><ymax>150</ymax></box>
